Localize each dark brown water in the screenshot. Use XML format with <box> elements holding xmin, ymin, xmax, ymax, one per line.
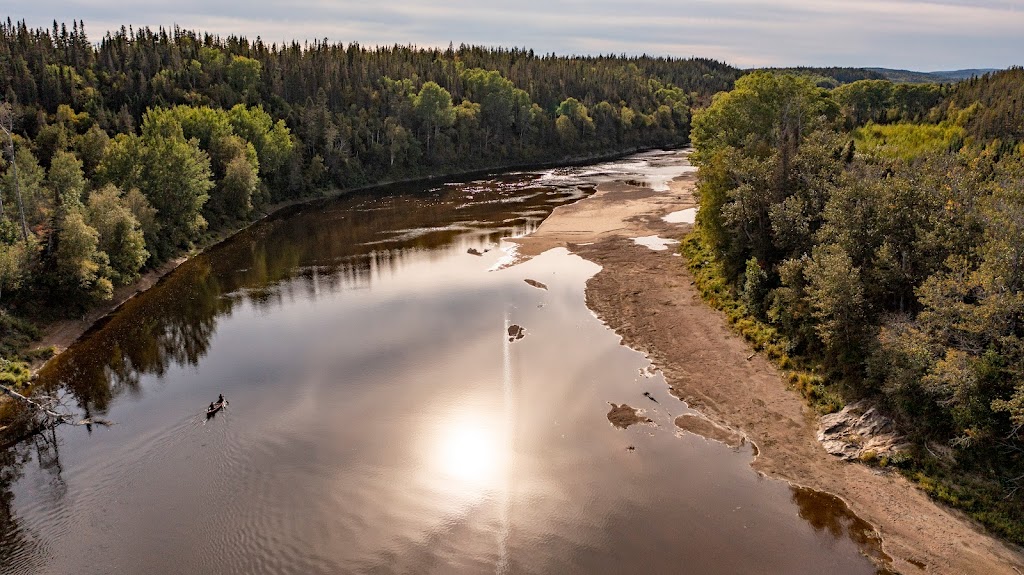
<box><xmin>1</xmin><ymin>151</ymin><xmax>885</xmax><ymax>574</ymax></box>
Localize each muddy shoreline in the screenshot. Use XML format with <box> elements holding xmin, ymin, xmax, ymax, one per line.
<box><xmin>514</xmin><ymin>154</ymin><xmax>1024</xmax><ymax>574</ymax></box>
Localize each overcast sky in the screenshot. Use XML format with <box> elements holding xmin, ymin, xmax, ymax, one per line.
<box><xmin>11</xmin><ymin>0</ymin><xmax>1024</xmax><ymax>70</ymax></box>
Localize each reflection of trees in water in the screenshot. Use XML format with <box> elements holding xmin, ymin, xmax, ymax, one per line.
<box><xmin>792</xmin><ymin>486</ymin><xmax>851</xmax><ymax>539</ymax></box>
<box><xmin>790</xmin><ymin>486</ymin><xmax>891</xmax><ymax>567</ymax></box>
<box><xmin>37</xmin><ymin>258</ymin><xmax>227</xmax><ymax>413</ymax></box>
<box><xmin>34</xmin><ymin>177</ymin><xmax>583</xmax><ymax>416</ymax></box>
<box><xmin>0</xmin><ymin>427</ymin><xmax>65</xmax><ymax>571</ymax></box>
<box><xmin>0</xmin><ymin>172</ymin><xmax>597</xmax><ymax>567</ymax></box>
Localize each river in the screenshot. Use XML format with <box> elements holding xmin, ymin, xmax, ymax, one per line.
<box><xmin>0</xmin><ymin>151</ymin><xmax>884</xmax><ymax>574</ymax></box>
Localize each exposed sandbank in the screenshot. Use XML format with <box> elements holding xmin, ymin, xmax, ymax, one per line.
<box><xmin>513</xmin><ymin>152</ymin><xmax>1024</xmax><ymax>575</ymax></box>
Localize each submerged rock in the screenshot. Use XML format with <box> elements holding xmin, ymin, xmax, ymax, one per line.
<box><xmin>817</xmin><ymin>400</ymin><xmax>910</xmax><ymax>461</ymax></box>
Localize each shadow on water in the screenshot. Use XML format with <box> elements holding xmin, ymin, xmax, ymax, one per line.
<box><xmin>791</xmin><ymin>486</ymin><xmax>895</xmax><ymax>574</ymax></box>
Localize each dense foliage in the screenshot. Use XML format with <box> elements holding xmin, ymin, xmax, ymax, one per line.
<box><xmin>0</xmin><ymin>19</ymin><xmax>742</xmax><ymax>377</ymax></box>
<box><xmin>755</xmin><ymin>67</ymin><xmax>886</xmax><ymax>88</ymax></box>
<box><xmin>690</xmin><ymin>69</ymin><xmax>1024</xmax><ymax>542</ymax></box>
<box><xmin>940</xmin><ymin>67</ymin><xmax>1024</xmax><ymax>149</ymax></box>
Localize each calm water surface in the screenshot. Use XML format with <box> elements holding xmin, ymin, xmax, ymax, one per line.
<box><xmin>1</xmin><ymin>152</ymin><xmax>883</xmax><ymax>574</ymax></box>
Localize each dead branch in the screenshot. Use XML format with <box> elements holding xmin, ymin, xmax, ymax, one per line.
<box><xmin>0</xmin><ymin>383</ymin><xmax>111</xmax><ymax>428</ymax></box>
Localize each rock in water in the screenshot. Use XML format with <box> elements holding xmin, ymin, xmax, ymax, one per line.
<box><xmin>524</xmin><ymin>279</ymin><xmax>548</xmax><ymax>290</ymax></box>
<box><xmin>507</xmin><ymin>324</ymin><xmax>525</xmax><ymax>342</ymax></box>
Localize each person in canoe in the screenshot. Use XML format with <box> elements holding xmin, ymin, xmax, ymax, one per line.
<box><xmin>218</xmin><ymin>394</ymin><xmax>224</xmax><ymax>404</ymax></box>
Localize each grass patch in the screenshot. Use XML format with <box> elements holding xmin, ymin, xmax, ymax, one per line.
<box><xmin>853</xmin><ymin>121</ymin><xmax>965</xmax><ymax>161</ymax></box>
<box><xmin>0</xmin><ymin>357</ymin><xmax>32</xmax><ymax>388</ymax></box>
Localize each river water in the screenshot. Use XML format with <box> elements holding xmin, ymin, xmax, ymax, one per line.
<box><xmin>1</xmin><ymin>151</ymin><xmax>883</xmax><ymax>574</ymax></box>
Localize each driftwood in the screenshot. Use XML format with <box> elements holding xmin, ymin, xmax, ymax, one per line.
<box><xmin>0</xmin><ymin>383</ymin><xmax>109</xmax><ymax>428</ymax></box>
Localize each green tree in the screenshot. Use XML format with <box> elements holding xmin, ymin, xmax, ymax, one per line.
<box><xmin>33</xmin><ymin>121</ymin><xmax>70</xmax><ymax>167</ymax></box>
<box><xmin>226</xmin><ymin>56</ymin><xmax>261</xmax><ymax>99</ymax></box>
<box><xmin>555</xmin><ymin>97</ymin><xmax>595</xmax><ymax>147</ymax></box>
<box><xmin>96</xmin><ymin>133</ymin><xmax>144</xmax><ymax>191</ymax></box>
<box><xmin>139</xmin><ymin>133</ymin><xmax>213</xmax><ymax>256</ymax></box>
<box><xmin>555</xmin><ymin>115</ymin><xmax>578</xmax><ymax>147</ymax></box>
<box><xmin>74</xmin><ymin>124</ymin><xmax>109</xmax><ymax>178</ymax></box>
<box><xmin>54</xmin><ymin>209</ymin><xmax>112</xmax><ymax>302</ymax></box>
<box><xmin>804</xmin><ymin>243</ymin><xmax>867</xmax><ymax>364</ymax></box>
<box><xmin>414</xmin><ymin>82</ymin><xmax>455</xmax><ymax>157</ymax></box>
<box><xmin>0</xmin><ymin>233</ymin><xmax>36</xmax><ymax>303</ymax></box>
<box><xmin>691</xmin><ymin>72</ymin><xmax>839</xmax><ymax>277</ymax></box>
<box><xmin>121</xmin><ymin>186</ymin><xmax>159</xmax><ymax>250</ymax></box>
<box><xmin>461</xmin><ymin>68</ymin><xmax>518</xmax><ymax>152</ymax></box>
<box><xmin>104</xmin><ymin>114</ymin><xmax>214</xmax><ymax>259</ymax></box>
<box><xmin>226</xmin><ymin>105</ymin><xmax>293</xmax><ymax>176</ymax></box>
<box><xmin>384</xmin><ymin>117</ymin><xmax>411</xmax><ymax>167</ymax></box>
<box><xmin>453</xmin><ymin>101</ymin><xmax>481</xmax><ymax>158</ymax></box>
<box><xmin>832</xmin><ymin>80</ymin><xmax>893</xmax><ymax>127</ymax></box>
<box><xmin>46</xmin><ymin>149</ymin><xmax>85</xmax><ymax>215</ymax></box>
<box><xmin>85</xmin><ymin>184</ymin><xmax>148</xmax><ymax>283</ymax></box>
<box><xmin>2</xmin><ymin>145</ymin><xmax>48</xmax><ymax>230</ymax></box>
<box><xmin>220</xmin><ymin>153</ymin><xmax>259</xmax><ymax>220</ymax></box>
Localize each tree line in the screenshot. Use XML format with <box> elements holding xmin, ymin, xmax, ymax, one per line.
<box><xmin>0</xmin><ymin>19</ymin><xmax>739</xmax><ymax>342</ymax></box>
<box><xmin>689</xmin><ymin>68</ymin><xmax>1024</xmax><ymax>542</ymax></box>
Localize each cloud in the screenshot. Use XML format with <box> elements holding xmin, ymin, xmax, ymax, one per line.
<box><xmin>10</xmin><ymin>0</ymin><xmax>1024</xmax><ymax>69</ymax></box>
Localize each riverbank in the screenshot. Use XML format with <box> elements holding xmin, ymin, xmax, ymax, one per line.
<box><xmin>16</xmin><ymin>146</ymin><xmax>667</xmax><ymax>381</ymax></box>
<box><xmin>512</xmin><ymin>153</ymin><xmax>1024</xmax><ymax>574</ymax></box>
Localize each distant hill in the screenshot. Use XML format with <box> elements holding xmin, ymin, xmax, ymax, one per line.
<box><xmin>866</xmin><ymin>67</ymin><xmax>999</xmax><ymax>84</ymax></box>
<box><xmin>749</xmin><ymin>67</ymin><xmax>886</xmax><ymax>87</ymax></box>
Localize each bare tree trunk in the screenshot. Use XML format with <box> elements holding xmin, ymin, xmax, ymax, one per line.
<box><xmin>1</xmin><ymin>104</ymin><xmax>30</xmax><ymax>242</ymax></box>
<box><xmin>9</xmin><ymin>140</ymin><xmax>29</xmax><ymax>241</ymax></box>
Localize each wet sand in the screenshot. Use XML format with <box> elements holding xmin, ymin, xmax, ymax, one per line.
<box><xmin>513</xmin><ymin>154</ymin><xmax>1024</xmax><ymax>574</ymax></box>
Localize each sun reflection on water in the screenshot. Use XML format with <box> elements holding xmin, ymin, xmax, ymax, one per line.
<box><xmin>436</xmin><ymin>420</ymin><xmax>504</xmax><ymax>486</ymax></box>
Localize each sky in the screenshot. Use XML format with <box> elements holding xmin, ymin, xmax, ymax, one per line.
<box><xmin>10</xmin><ymin>0</ymin><xmax>1024</xmax><ymax>70</ymax></box>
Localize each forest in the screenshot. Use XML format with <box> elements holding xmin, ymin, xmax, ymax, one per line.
<box><xmin>687</xmin><ymin>68</ymin><xmax>1024</xmax><ymax>542</ymax></box>
<box><xmin>0</xmin><ymin>19</ymin><xmax>739</xmax><ymax>386</ymax></box>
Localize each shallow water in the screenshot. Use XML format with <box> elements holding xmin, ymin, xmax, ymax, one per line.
<box><xmin>1</xmin><ymin>151</ymin><xmax>884</xmax><ymax>574</ymax></box>
<box><xmin>662</xmin><ymin>207</ymin><xmax>698</xmax><ymax>224</ymax></box>
<box><xmin>631</xmin><ymin>235</ymin><xmax>681</xmax><ymax>251</ymax></box>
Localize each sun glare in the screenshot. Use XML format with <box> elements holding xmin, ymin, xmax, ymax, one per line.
<box><xmin>437</xmin><ymin>423</ymin><xmax>502</xmax><ymax>486</ymax></box>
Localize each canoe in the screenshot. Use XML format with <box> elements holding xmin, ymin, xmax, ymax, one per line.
<box><xmin>206</xmin><ymin>400</ymin><xmax>228</xmax><ymax>417</ymax></box>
